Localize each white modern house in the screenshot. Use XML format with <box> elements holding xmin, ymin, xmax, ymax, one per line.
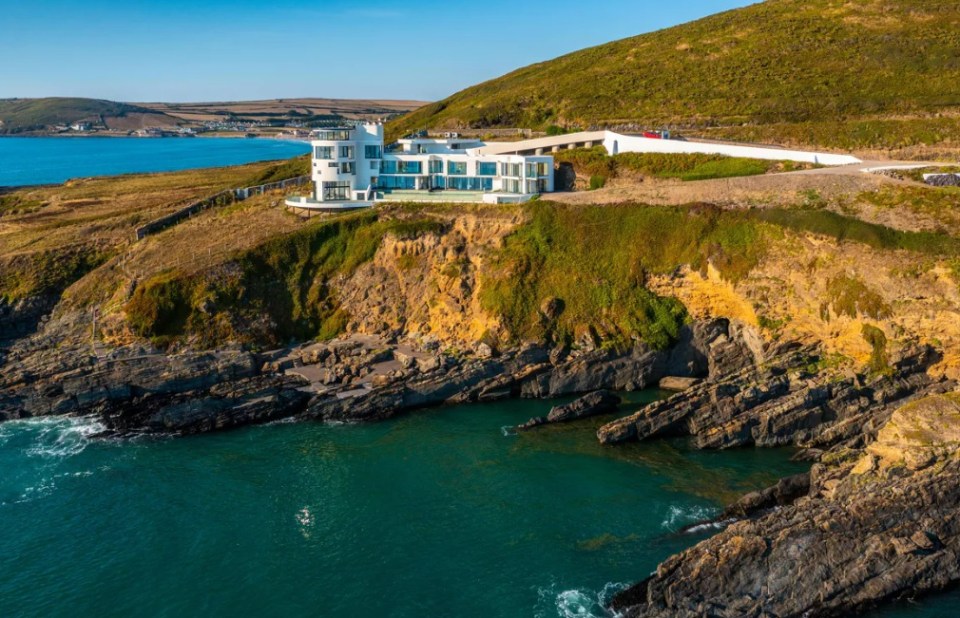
<box><xmin>285</xmin><ymin>124</ymin><xmax>555</xmax><ymax>210</ymax></box>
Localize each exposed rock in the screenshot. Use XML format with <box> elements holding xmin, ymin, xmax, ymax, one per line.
<box><xmin>598</xmin><ymin>344</ymin><xmax>954</xmax><ymax>451</ymax></box>
<box><xmin>539</xmin><ymin>296</ymin><xmax>565</xmax><ymax>321</ymax></box>
<box><xmin>611</xmin><ymin>393</ymin><xmax>960</xmax><ymax>618</ymax></box>
<box><xmin>547</xmin><ymin>390</ymin><xmax>621</xmax><ymax>423</ymax></box>
<box><xmin>658</xmin><ymin>376</ymin><xmax>701</xmax><ymax>391</ymax></box>
<box><xmin>517</xmin><ymin>390</ymin><xmax>622</xmax><ymax>430</ymax></box>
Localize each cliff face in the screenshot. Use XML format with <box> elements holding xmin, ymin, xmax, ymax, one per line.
<box><xmin>336</xmin><ymin>209</ymin><xmax>520</xmax><ymax>346</ymax></box>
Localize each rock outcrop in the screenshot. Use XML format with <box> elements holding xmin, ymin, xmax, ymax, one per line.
<box><xmin>518</xmin><ymin>390</ymin><xmax>622</xmax><ymax>430</ymax></box>
<box><xmin>611</xmin><ymin>393</ymin><xmax>960</xmax><ymax>617</ymax></box>
<box><xmin>598</xmin><ymin>343</ymin><xmax>953</xmax><ymax>451</ymax></box>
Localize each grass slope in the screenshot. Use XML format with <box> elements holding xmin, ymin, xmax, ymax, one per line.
<box><xmin>387</xmin><ymin>0</ymin><xmax>960</xmax><ymax>150</ymax></box>
<box><xmin>0</xmin><ymin>98</ymin><xmax>174</xmax><ymax>133</ymax></box>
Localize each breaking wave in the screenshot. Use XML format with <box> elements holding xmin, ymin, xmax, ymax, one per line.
<box><xmin>660</xmin><ymin>503</ymin><xmax>719</xmax><ymax>532</ymax></box>
<box><xmin>535</xmin><ymin>581</ymin><xmax>627</xmax><ymax>618</ymax></box>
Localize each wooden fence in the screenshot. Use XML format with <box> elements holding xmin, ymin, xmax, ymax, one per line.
<box><xmin>134</xmin><ymin>175</ymin><xmax>310</xmax><ymax>240</ymax></box>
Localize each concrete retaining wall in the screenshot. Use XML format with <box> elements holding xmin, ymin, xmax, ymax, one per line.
<box><xmin>603</xmin><ymin>133</ymin><xmax>861</xmax><ymax>166</ymax></box>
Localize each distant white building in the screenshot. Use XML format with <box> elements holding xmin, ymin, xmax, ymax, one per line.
<box><xmin>286</xmin><ymin>124</ymin><xmax>554</xmax><ymax>210</ymax></box>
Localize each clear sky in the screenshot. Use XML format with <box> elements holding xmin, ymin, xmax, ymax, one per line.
<box><xmin>0</xmin><ymin>0</ymin><xmax>755</xmax><ymax>103</ymax></box>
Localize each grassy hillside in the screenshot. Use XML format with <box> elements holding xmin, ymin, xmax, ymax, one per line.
<box><xmin>387</xmin><ymin>0</ymin><xmax>960</xmax><ymax>151</ymax></box>
<box><xmin>0</xmin><ymin>98</ymin><xmax>175</xmax><ymax>133</ymax></box>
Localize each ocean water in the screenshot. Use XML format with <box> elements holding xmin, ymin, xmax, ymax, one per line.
<box><xmin>0</xmin><ymin>136</ymin><xmax>310</xmax><ymax>187</ymax></box>
<box><xmin>0</xmin><ymin>393</ymin><xmax>812</xmax><ymax>618</ymax></box>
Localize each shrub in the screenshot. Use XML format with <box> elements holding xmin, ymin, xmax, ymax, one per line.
<box><xmin>589</xmin><ymin>175</ymin><xmax>607</xmax><ymax>190</ymax></box>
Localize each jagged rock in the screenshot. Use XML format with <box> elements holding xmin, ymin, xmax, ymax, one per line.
<box><xmin>598</xmin><ymin>344</ymin><xmax>953</xmax><ymax>451</ymax></box>
<box><xmin>611</xmin><ymin>393</ymin><xmax>960</xmax><ymax>618</ymax></box>
<box><xmin>517</xmin><ymin>390</ymin><xmax>622</xmax><ymax>430</ymax></box>
<box><xmin>547</xmin><ymin>390</ymin><xmax>621</xmax><ymax>422</ymax></box>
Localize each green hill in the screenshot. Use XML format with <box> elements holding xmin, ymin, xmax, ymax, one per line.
<box><xmin>0</xmin><ymin>98</ymin><xmax>174</xmax><ymax>133</ymax></box>
<box><xmin>387</xmin><ymin>0</ymin><xmax>960</xmax><ymax>151</ymax></box>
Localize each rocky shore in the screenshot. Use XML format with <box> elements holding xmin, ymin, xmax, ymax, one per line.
<box><xmin>0</xmin><ymin>317</ymin><xmax>756</xmax><ymax>434</ymax></box>
<box><xmin>611</xmin><ymin>394</ymin><xmax>960</xmax><ymax>617</ymax></box>
<box><xmin>3</xmin><ymin>306</ymin><xmax>960</xmax><ymax>617</ymax></box>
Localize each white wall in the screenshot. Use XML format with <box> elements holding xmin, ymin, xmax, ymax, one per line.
<box><xmin>603</xmin><ymin>132</ymin><xmax>860</xmax><ymax>166</ymax></box>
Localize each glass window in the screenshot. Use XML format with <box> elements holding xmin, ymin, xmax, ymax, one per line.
<box><xmin>447</xmin><ymin>177</ymin><xmax>492</xmax><ymax>191</ymax></box>
<box><xmin>314</xmin><ymin>146</ymin><xmax>333</xmax><ymax>159</ymax></box>
<box><xmin>477</xmin><ymin>162</ymin><xmax>497</xmax><ymax>176</ymax></box>
<box><xmin>428</xmin><ymin>160</ymin><xmax>443</xmax><ymax>174</ymax></box>
<box><xmin>377</xmin><ymin>175</ymin><xmax>417</xmax><ymax>190</ymax></box>
<box><xmin>315</xmin><ymin>129</ymin><xmax>352</xmax><ymax>141</ymax></box>
<box><xmin>370</xmin><ymin>160</ymin><xmax>380</xmax><ymax>171</ymax></box>
<box><xmin>501</xmin><ymin>163</ymin><xmax>521</xmax><ymax>177</ymax></box>
<box><xmin>398</xmin><ymin>160</ymin><xmax>422</xmax><ymax>174</ymax></box>
<box><xmin>447</xmin><ymin>161</ymin><xmax>467</xmax><ymax>175</ymax></box>
<box><xmin>322</xmin><ymin>181</ymin><xmax>351</xmax><ymax>200</ymax></box>
<box><xmin>525</xmin><ymin>163</ymin><xmax>537</xmax><ymax>177</ymax></box>
<box><xmin>340</xmin><ymin>145</ymin><xmax>355</xmax><ymax>159</ymax></box>
<box><xmin>364</xmin><ymin>145</ymin><xmax>382</xmax><ymax>159</ymax></box>
<box><xmin>504</xmin><ymin>179</ymin><xmax>521</xmax><ymax>193</ymax></box>
<box><xmin>537</xmin><ymin>162</ymin><xmax>550</xmax><ymax>177</ymax></box>
<box><xmin>380</xmin><ymin>160</ymin><xmax>398</xmax><ymax>174</ymax></box>
<box><xmin>340</xmin><ymin>162</ymin><xmax>355</xmax><ymax>174</ymax></box>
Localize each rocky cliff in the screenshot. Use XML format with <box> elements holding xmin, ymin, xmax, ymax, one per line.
<box><xmin>611</xmin><ymin>394</ymin><xmax>960</xmax><ymax>617</ymax></box>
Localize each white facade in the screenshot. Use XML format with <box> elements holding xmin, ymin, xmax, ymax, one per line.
<box><xmin>307</xmin><ymin>124</ymin><xmax>554</xmax><ymax>204</ymax></box>
<box><xmin>476</xmin><ymin>131</ymin><xmax>861</xmax><ymax>167</ymax></box>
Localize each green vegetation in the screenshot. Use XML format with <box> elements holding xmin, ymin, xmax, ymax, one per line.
<box><xmin>862</xmin><ymin>324</ymin><xmax>892</xmax><ymax>376</ymax></box>
<box><xmin>0</xmin><ymin>248</ymin><xmax>110</xmax><ymax>304</ymax></box>
<box><xmin>387</xmin><ymin>0</ymin><xmax>960</xmax><ymax>151</ymax></box>
<box><xmin>0</xmin><ymin>97</ymin><xmax>171</xmax><ymax>133</ymax></box>
<box><xmin>825</xmin><ymin>275</ymin><xmax>891</xmax><ymax>320</ymax></box>
<box><xmin>480</xmin><ymin>202</ymin><xmax>768</xmax><ymax>349</ymax></box>
<box><xmin>751</xmin><ymin>209</ymin><xmax>960</xmax><ymax>258</ymax></box>
<box><xmin>125</xmin><ymin>211</ymin><xmax>447</xmax><ymax>347</ymax></box>
<box><xmin>859</xmin><ymin>185</ymin><xmax>960</xmax><ymax>235</ymax></box>
<box><xmin>555</xmin><ymin>147</ymin><xmax>782</xmax><ymax>185</ymax></box>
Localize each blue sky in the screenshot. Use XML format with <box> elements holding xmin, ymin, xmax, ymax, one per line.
<box><xmin>0</xmin><ymin>0</ymin><xmax>755</xmax><ymax>102</ymax></box>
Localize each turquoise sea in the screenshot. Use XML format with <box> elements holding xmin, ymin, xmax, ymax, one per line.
<box><xmin>0</xmin><ymin>136</ymin><xmax>310</xmax><ymax>187</ymax></box>
<box><xmin>0</xmin><ymin>394</ymin><xmax>808</xmax><ymax>618</ymax></box>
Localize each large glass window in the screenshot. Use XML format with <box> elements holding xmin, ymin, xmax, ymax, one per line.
<box><xmin>314</xmin><ymin>146</ymin><xmax>333</xmax><ymax>159</ymax></box>
<box><xmin>503</xmin><ymin>179</ymin><xmax>521</xmax><ymax>193</ymax></box>
<box><xmin>428</xmin><ymin>160</ymin><xmax>443</xmax><ymax>174</ymax></box>
<box><xmin>340</xmin><ymin>162</ymin><xmax>356</xmax><ymax>174</ymax></box>
<box><xmin>315</xmin><ymin>129</ymin><xmax>352</xmax><ymax>141</ymax></box>
<box><xmin>380</xmin><ymin>160</ymin><xmax>398</xmax><ymax>174</ymax></box>
<box><xmin>364</xmin><ymin>145</ymin><xmax>382</xmax><ymax>159</ymax></box>
<box><xmin>398</xmin><ymin>160</ymin><xmax>422</xmax><ymax>174</ymax></box>
<box><xmin>525</xmin><ymin>163</ymin><xmax>537</xmax><ymax>177</ymax></box>
<box><xmin>377</xmin><ymin>175</ymin><xmax>417</xmax><ymax>190</ymax></box>
<box><xmin>340</xmin><ymin>145</ymin><xmax>355</xmax><ymax>159</ymax></box>
<box><xmin>537</xmin><ymin>162</ymin><xmax>550</xmax><ymax>177</ymax></box>
<box><xmin>322</xmin><ymin>181</ymin><xmax>351</xmax><ymax>200</ymax></box>
<box><xmin>447</xmin><ymin>161</ymin><xmax>467</xmax><ymax>175</ymax></box>
<box><xmin>370</xmin><ymin>160</ymin><xmax>380</xmax><ymax>171</ymax></box>
<box><xmin>447</xmin><ymin>177</ymin><xmax>492</xmax><ymax>191</ymax></box>
<box><xmin>501</xmin><ymin>162</ymin><xmax>521</xmax><ymax>177</ymax></box>
<box><xmin>477</xmin><ymin>162</ymin><xmax>497</xmax><ymax>176</ymax></box>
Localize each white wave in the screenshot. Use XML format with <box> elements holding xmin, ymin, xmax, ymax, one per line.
<box><xmin>535</xmin><ymin>581</ymin><xmax>627</xmax><ymax>618</ymax></box>
<box><xmin>2</xmin><ymin>416</ymin><xmax>106</xmax><ymax>459</ymax></box>
<box><xmin>684</xmin><ymin>517</ymin><xmax>737</xmax><ymax>534</ymax></box>
<box><xmin>660</xmin><ymin>503</ymin><xmax>719</xmax><ymax>532</ymax></box>
<box><xmin>501</xmin><ymin>425</ymin><xmax>518</xmax><ymax>437</ymax></box>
